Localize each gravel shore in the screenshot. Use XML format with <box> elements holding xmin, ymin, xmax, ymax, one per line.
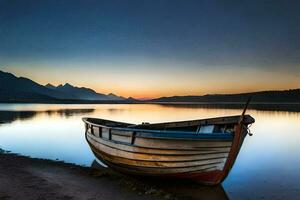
<box><xmin>0</xmin><ymin>151</ymin><xmax>228</xmax><ymax>200</ymax></box>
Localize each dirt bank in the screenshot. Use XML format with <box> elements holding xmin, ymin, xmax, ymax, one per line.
<box><xmin>0</xmin><ymin>151</ymin><xmax>228</xmax><ymax>200</ymax></box>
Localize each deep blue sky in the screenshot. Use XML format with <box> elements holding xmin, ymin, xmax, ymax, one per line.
<box><xmin>0</xmin><ymin>0</ymin><xmax>300</xmax><ymax>98</ymax></box>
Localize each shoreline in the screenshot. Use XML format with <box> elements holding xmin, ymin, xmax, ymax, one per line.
<box><xmin>1</xmin><ymin>101</ymin><xmax>300</xmax><ymax>104</ymax></box>
<box><xmin>1</xmin><ymin>102</ymin><xmax>300</xmax><ymax>113</ymax></box>
<box><xmin>0</xmin><ymin>150</ymin><xmax>229</xmax><ymax>200</ymax></box>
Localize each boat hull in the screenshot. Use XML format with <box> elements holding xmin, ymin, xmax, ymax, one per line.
<box><xmin>83</xmin><ymin>116</ymin><xmax>252</xmax><ymax>185</ymax></box>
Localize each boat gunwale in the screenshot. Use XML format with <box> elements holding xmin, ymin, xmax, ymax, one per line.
<box><xmin>83</xmin><ymin>115</ymin><xmax>254</xmax><ymax>128</ymax></box>
<box><xmin>83</xmin><ymin>118</ymin><xmax>238</xmax><ymax>140</ymax></box>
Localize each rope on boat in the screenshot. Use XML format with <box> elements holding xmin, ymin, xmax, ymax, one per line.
<box><xmin>247</xmin><ymin>123</ymin><xmax>253</xmax><ymax>136</ymax></box>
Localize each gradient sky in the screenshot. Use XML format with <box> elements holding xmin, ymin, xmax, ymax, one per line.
<box><xmin>0</xmin><ymin>0</ymin><xmax>300</xmax><ymax>98</ymax></box>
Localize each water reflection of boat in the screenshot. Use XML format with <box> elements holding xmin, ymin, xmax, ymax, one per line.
<box><xmin>83</xmin><ymin>105</ymin><xmax>254</xmax><ymax>185</ymax></box>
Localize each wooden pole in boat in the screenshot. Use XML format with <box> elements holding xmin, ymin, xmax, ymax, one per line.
<box><xmin>239</xmin><ymin>97</ymin><xmax>253</xmax><ymax>135</ymax></box>
<box><xmin>218</xmin><ymin>97</ymin><xmax>253</xmax><ymax>184</ymax></box>
<box><xmin>239</xmin><ymin>97</ymin><xmax>251</xmax><ymax>124</ymax></box>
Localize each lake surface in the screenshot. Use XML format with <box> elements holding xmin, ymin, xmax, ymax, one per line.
<box><xmin>0</xmin><ymin>103</ymin><xmax>299</xmax><ymax>199</ymax></box>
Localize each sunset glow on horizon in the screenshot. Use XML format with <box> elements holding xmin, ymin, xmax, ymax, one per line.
<box><xmin>2</xmin><ymin>64</ymin><xmax>299</xmax><ymax>99</ymax></box>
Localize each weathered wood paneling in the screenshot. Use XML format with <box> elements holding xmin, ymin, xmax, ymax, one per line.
<box><xmin>102</xmin><ymin>127</ymin><xmax>110</xmax><ymax>139</ymax></box>
<box><xmin>111</xmin><ymin>134</ymin><xmax>131</xmax><ymax>144</ymax></box>
<box><xmin>134</xmin><ymin>137</ymin><xmax>232</xmax><ymax>150</ymax></box>
<box><xmin>91</xmin><ymin>149</ymin><xmax>222</xmax><ymax>175</ymax></box>
<box><xmin>89</xmin><ymin>133</ymin><xmax>231</xmax><ymax>155</ymax></box>
<box><xmin>87</xmin><ymin>134</ymin><xmax>229</xmax><ymax>163</ymax></box>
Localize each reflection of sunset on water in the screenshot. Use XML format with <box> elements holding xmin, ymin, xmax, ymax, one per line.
<box><xmin>0</xmin><ymin>104</ymin><xmax>300</xmax><ymax>199</ymax></box>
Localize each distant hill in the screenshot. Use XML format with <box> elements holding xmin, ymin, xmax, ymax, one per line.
<box><xmin>45</xmin><ymin>83</ymin><xmax>125</xmax><ymax>101</ymax></box>
<box><xmin>1</xmin><ymin>70</ymin><xmax>299</xmax><ymax>104</ymax></box>
<box><xmin>0</xmin><ymin>71</ymin><xmax>61</xmax><ymax>101</ymax></box>
<box><xmin>149</xmin><ymin>89</ymin><xmax>300</xmax><ymax>103</ymax></box>
<box><xmin>0</xmin><ymin>70</ymin><xmax>126</xmax><ymax>102</ymax></box>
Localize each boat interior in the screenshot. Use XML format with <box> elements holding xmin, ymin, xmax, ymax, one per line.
<box><xmin>85</xmin><ymin>115</ymin><xmax>254</xmax><ymax>135</ymax></box>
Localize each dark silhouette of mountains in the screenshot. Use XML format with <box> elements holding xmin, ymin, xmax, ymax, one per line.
<box><xmin>0</xmin><ymin>71</ymin><xmax>58</xmax><ymax>101</ymax></box>
<box><xmin>45</xmin><ymin>83</ymin><xmax>124</xmax><ymax>100</ymax></box>
<box><xmin>0</xmin><ymin>70</ymin><xmax>126</xmax><ymax>102</ymax></box>
<box><xmin>1</xmin><ymin>70</ymin><xmax>299</xmax><ymax>103</ymax></box>
<box><xmin>149</xmin><ymin>90</ymin><xmax>300</xmax><ymax>103</ymax></box>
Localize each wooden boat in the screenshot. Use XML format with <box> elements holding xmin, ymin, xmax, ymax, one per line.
<box><xmin>83</xmin><ymin>104</ymin><xmax>254</xmax><ymax>185</ymax></box>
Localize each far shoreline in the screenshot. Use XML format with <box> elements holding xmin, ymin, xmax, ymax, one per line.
<box><xmin>1</xmin><ymin>101</ymin><xmax>300</xmax><ymax>112</ymax></box>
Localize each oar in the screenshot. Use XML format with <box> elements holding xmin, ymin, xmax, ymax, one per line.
<box><xmin>239</xmin><ymin>97</ymin><xmax>252</xmax><ymax>124</ymax></box>
<box><xmin>239</xmin><ymin>97</ymin><xmax>253</xmax><ymax>136</ymax></box>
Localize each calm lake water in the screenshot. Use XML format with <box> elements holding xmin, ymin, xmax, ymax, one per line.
<box><xmin>0</xmin><ymin>103</ymin><xmax>299</xmax><ymax>199</ymax></box>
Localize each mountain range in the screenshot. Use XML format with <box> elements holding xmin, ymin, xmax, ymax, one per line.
<box><xmin>149</xmin><ymin>90</ymin><xmax>300</xmax><ymax>103</ymax></box>
<box><xmin>0</xmin><ymin>70</ymin><xmax>126</xmax><ymax>102</ymax></box>
<box><xmin>44</xmin><ymin>83</ymin><xmax>124</xmax><ymax>100</ymax></box>
<box><xmin>1</xmin><ymin>70</ymin><xmax>299</xmax><ymax>103</ymax></box>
